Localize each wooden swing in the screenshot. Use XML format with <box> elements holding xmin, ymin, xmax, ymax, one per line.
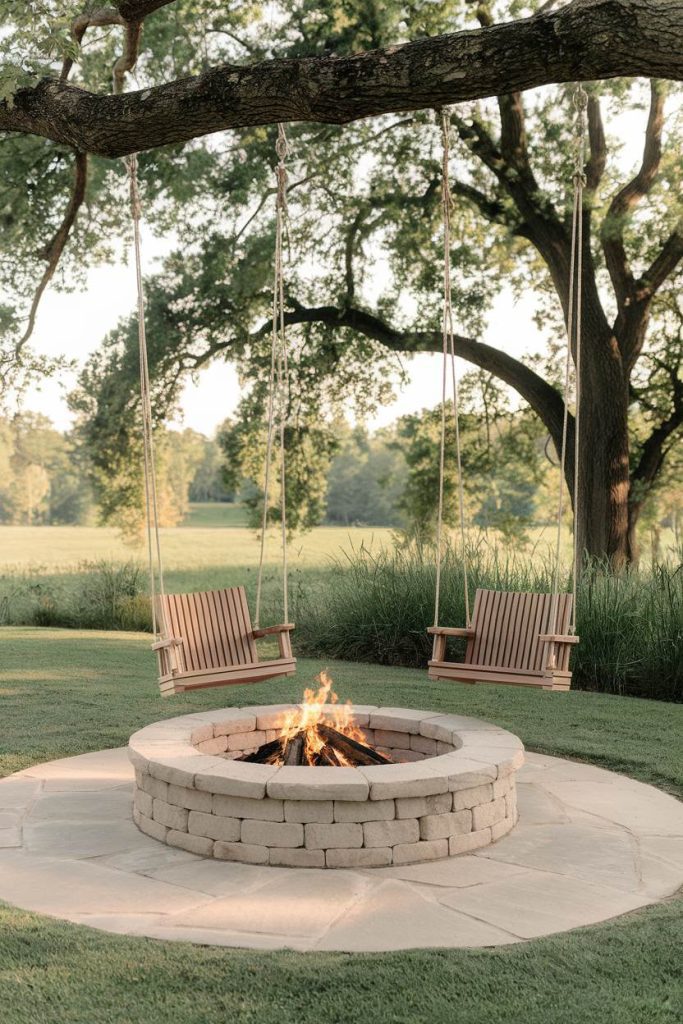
<box><xmin>129</xmin><ymin>126</ymin><xmax>296</xmax><ymax>697</ymax></box>
<box><xmin>428</xmin><ymin>93</ymin><xmax>585</xmax><ymax>692</ymax></box>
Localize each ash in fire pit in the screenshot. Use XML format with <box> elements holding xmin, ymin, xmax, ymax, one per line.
<box><xmin>239</xmin><ymin>673</ymin><xmax>392</xmax><ymax>767</ymax></box>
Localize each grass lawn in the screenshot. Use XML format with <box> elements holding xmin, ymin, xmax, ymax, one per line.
<box><xmin>181</xmin><ymin>502</ymin><xmax>251</xmax><ymax>527</ymax></box>
<box><xmin>0</xmin><ymin>521</ymin><xmax>393</xmax><ymax>576</ymax></box>
<box><xmin>0</xmin><ymin>626</ymin><xmax>681</xmax><ymax>1024</ymax></box>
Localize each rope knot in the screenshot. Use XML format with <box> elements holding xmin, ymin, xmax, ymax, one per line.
<box><xmin>275</xmin><ymin>123</ymin><xmax>289</xmax><ymax>163</ymax></box>
<box><xmin>572</xmin><ymin>83</ymin><xmax>588</xmax><ymax>113</ymax></box>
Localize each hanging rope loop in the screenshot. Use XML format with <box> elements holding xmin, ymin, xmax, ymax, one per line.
<box><xmin>433</xmin><ymin>107</ymin><xmax>470</xmax><ymax>629</ymax></box>
<box><xmin>571</xmin><ymin>83</ymin><xmax>588</xmax><ymax>186</ymax></box>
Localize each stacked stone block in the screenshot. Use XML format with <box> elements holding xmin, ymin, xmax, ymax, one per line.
<box><xmin>130</xmin><ymin>705</ymin><xmax>523</xmax><ymax>868</ymax></box>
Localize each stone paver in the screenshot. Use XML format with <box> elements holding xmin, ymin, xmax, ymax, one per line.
<box><xmin>515</xmin><ymin>782</ymin><xmax>570</xmax><ymax>825</ymax></box>
<box><xmin>23</xmin><ymin>818</ymin><xmax>152</xmax><ymax>859</ymax></box>
<box><xmin>479</xmin><ymin>821</ymin><xmax>642</xmax><ymax>892</ymax></box>
<box><xmin>26</xmin><ymin>789</ymin><xmax>133</xmax><ymax>822</ymax></box>
<box><xmin>315</xmin><ymin>880</ymin><xmax>518</xmax><ymax>950</ymax></box>
<box><xmin>538</xmin><ymin>776</ymin><xmax>683</xmax><ymax>835</ymax></box>
<box><xmin>437</xmin><ymin>870</ymin><xmax>651</xmax><ymax>939</ymax></box>
<box><xmin>0</xmin><ymin>745</ymin><xmax>681</xmax><ymax>952</ymax></box>
<box><xmin>146</xmin><ymin>858</ymin><xmax>287</xmax><ymax>895</ymax></box>
<box><xmin>0</xmin><ymin>849</ymin><xmax>211</xmax><ymax>916</ymax></box>
<box><xmin>0</xmin><ymin>777</ymin><xmax>42</xmax><ymax>808</ymax></box>
<box><xmin>171</xmin><ymin>869</ymin><xmax>369</xmax><ymax>938</ymax></box>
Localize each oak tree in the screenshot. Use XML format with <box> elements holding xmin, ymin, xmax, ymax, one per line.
<box><xmin>2</xmin><ymin>0</ymin><xmax>682</xmax><ymax>564</ymax></box>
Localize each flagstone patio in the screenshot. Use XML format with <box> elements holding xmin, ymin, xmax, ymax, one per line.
<box><xmin>0</xmin><ymin>746</ymin><xmax>681</xmax><ymax>952</ymax></box>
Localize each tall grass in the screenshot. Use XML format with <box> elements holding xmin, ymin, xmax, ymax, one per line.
<box><xmin>293</xmin><ymin>544</ymin><xmax>683</xmax><ymax>701</ymax></box>
<box><xmin>1</xmin><ymin>548</ymin><xmax>680</xmax><ymax>701</ymax></box>
<box><xmin>0</xmin><ymin>561</ymin><xmax>151</xmax><ymax>632</ymax></box>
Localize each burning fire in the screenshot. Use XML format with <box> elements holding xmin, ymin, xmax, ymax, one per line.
<box><xmin>280</xmin><ymin>671</ymin><xmax>367</xmax><ymax>767</ymax></box>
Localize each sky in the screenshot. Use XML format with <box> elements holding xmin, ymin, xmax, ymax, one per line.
<box><xmin>20</xmin><ymin>249</ymin><xmax>546</xmax><ymax>436</ymax></box>
<box><xmin>15</xmin><ymin>99</ymin><xmax>650</xmax><ymax>439</ymax></box>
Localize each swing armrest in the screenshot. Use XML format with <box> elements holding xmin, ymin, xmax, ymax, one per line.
<box><xmin>252</xmin><ymin>623</ymin><xmax>295</xmax><ymax>639</ymax></box>
<box><xmin>427</xmin><ymin>626</ymin><xmax>475</xmax><ymax>638</ymax></box>
<box><xmin>538</xmin><ymin>633</ymin><xmax>580</xmax><ymax>645</ymax></box>
<box><xmin>151</xmin><ymin>636</ymin><xmax>184</xmax><ymax>652</ymax></box>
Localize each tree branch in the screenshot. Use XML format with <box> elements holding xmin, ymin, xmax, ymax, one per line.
<box><xmin>450</xmin><ymin>179</ymin><xmax>514</xmax><ymax>227</ymax></box>
<box><xmin>17</xmin><ymin>12</ymin><xmax>142</xmax><ymax>356</ymax></box>
<box><xmin>600</xmin><ymin>79</ymin><xmax>666</xmax><ymax>305</ymax></box>
<box><xmin>642</xmin><ymin>219</ymin><xmax>683</xmax><ymax>296</ymax></box>
<box><xmin>113</xmin><ymin>0</ymin><xmax>175</xmax><ymax>19</ymax></box>
<box><xmin>251</xmin><ymin>301</ymin><xmax>571</xmax><ymax>466</ymax></box>
<box><xmin>113</xmin><ymin>20</ymin><xmax>144</xmax><ymax>93</ymax></box>
<box><xmin>2</xmin><ymin>0</ymin><xmax>682</xmax><ymax>158</ymax></box>
<box><xmin>60</xmin><ymin>8</ymin><xmax>125</xmax><ymax>82</ymax></box>
<box><xmin>16</xmin><ymin>150</ymin><xmax>88</xmax><ymax>353</ymax></box>
<box><xmin>629</xmin><ymin>371</ymin><xmax>683</xmax><ymax>508</ymax></box>
<box><xmin>585</xmin><ymin>93</ymin><xmax>607</xmax><ymax>190</ymax></box>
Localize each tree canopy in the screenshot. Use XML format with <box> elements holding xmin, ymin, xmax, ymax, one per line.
<box><xmin>1</xmin><ymin>0</ymin><xmax>682</xmax><ymax>564</ymax></box>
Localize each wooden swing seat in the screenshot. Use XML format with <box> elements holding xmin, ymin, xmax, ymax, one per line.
<box><xmin>428</xmin><ymin>589</ymin><xmax>578</xmax><ymax>692</ymax></box>
<box><xmin>153</xmin><ymin>586</ymin><xmax>296</xmax><ymax>697</ymax></box>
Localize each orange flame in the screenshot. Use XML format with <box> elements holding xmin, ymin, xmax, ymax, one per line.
<box><xmin>280</xmin><ymin>671</ymin><xmax>366</xmax><ymax>766</ymax></box>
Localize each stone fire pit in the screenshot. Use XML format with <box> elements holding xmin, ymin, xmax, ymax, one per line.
<box><xmin>129</xmin><ymin>705</ymin><xmax>523</xmax><ymax>868</ymax></box>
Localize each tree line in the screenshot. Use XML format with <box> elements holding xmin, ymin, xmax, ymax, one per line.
<box><xmin>5</xmin><ymin>393</ymin><xmax>681</xmax><ymax>559</ymax></box>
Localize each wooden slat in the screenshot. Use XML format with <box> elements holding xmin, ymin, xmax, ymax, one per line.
<box><xmin>224</xmin><ymin>587</ymin><xmax>248</xmax><ymax>664</ymax></box>
<box><xmin>219</xmin><ymin>588</ymin><xmax>242</xmax><ymax>663</ymax></box>
<box><xmin>197</xmin><ymin>590</ymin><xmax>220</xmax><ymax>668</ymax></box>
<box><xmin>464</xmin><ymin>589</ymin><xmax>483</xmax><ymax>663</ymax></box>
<box><xmin>428</xmin><ymin>660</ymin><xmax>571</xmax><ymax>690</ymax></box>
<box><xmin>495</xmin><ymin>590</ymin><xmax>515</xmax><ymax>667</ymax></box>
<box><xmin>200</xmin><ymin>591</ymin><xmax>218</xmax><ymax>666</ymax></box>
<box><xmin>232</xmin><ymin>586</ymin><xmax>258</xmax><ymax>663</ymax></box>
<box><xmin>174</xmin><ymin>594</ymin><xmax>196</xmax><ymax>672</ymax></box>
<box><xmin>480</xmin><ymin>589</ymin><xmax>497</xmax><ymax>664</ymax></box>
<box><xmin>461</xmin><ymin>588</ymin><xmax>576</xmax><ymax>678</ymax></box>
<box><xmin>188</xmin><ymin>592</ymin><xmax>210</xmax><ymax>671</ymax></box>
<box><xmin>214</xmin><ymin>589</ymin><xmax>239</xmax><ymax>665</ymax></box>
<box><xmin>508</xmin><ymin>591</ymin><xmax>530</xmax><ymax>669</ymax></box>
<box><xmin>206</xmin><ymin>590</ymin><xmax>230</xmax><ymax>667</ymax></box>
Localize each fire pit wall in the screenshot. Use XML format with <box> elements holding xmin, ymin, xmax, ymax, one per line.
<box><xmin>129</xmin><ymin>705</ymin><xmax>523</xmax><ymax>869</ymax></box>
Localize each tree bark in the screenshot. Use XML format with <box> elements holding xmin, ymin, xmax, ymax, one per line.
<box><xmin>2</xmin><ymin>0</ymin><xmax>683</xmax><ymax>157</ymax></box>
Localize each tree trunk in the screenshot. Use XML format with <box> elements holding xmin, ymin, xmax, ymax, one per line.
<box><xmin>575</xmin><ymin>315</ymin><xmax>631</xmax><ymax>569</ymax></box>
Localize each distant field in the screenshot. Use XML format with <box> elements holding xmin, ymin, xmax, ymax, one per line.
<box><xmin>0</xmin><ymin>522</ymin><xmax>393</xmax><ymax>573</ymax></box>
<box><xmin>181</xmin><ymin>502</ymin><xmax>250</xmax><ymax>528</ymax></box>
<box><xmin>0</xmin><ymin>511</ymin><xmax>395</xmax><ymax>621</ymax></box>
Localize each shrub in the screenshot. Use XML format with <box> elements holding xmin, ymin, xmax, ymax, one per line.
<box><xmin>0</xmin><ymin>560</ymin><xmax>152</xmax><ymax>632</ymax></box>
<box><xmin>71</xmin><ymin>561</ymin><xmax>152</xmax><ymax>631</ymax></box>
<box><xmin>294</xmin><ymin>544</ymin><xmax>683</xmax><ymax>701</ymax></box>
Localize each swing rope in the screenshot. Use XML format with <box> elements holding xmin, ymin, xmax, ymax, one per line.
<box><xmin>550</xmin><ymin>83</ymin><xmax>586</xmax><ymax>637</ymax></box>
<box><xmin>433</xmin><ymin>87</ymin><xmax>585</xmax><ymax>638</ymax></box>
<box><xmin>129</xmin><ymin>128</ymin><xmax>291</xmax><ymax>646</ymax></box>
<box><xmin>434</xmin><ymin>109</ymin><xmax>470</xmax><ymax>628</ymax></box>
<box><xmin>127</xmin><ymin>153</ymin><xmax>169</xmax><ymax>648</ymax></box>
<box><xmin>255</xmin><ymin>123</ymin><xmax>290</xmax><ymax>629</ymax></box>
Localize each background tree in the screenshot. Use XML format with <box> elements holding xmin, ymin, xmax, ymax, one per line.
<box><xmin>396</xmin><ymin>371</ymin><xmax>549</xmax><ymax>545</ymax></box>
<box><xmin>1</xmin><ymin>1</ymin><xmax>682</xmax><ymax>564</ymax></box>
<box><xmin>0</xmin><ymin>412</ymin><xmax>93</xmax><ymax>524</ymax></box>
<box><xmin>325</xmin><ymin>424</ymin><xmax>407</xmax><ymax>528</ymax></box>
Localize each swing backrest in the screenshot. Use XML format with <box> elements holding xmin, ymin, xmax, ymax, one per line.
<box><xmin>466</xmin><ymin>589</ymin><xmax>573</xmax><ymax>673</ymax></box>
<box><xmin>158</xmin><ymin>587</ymin><xmax>258</xmax><ymax>675</ymax></box>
